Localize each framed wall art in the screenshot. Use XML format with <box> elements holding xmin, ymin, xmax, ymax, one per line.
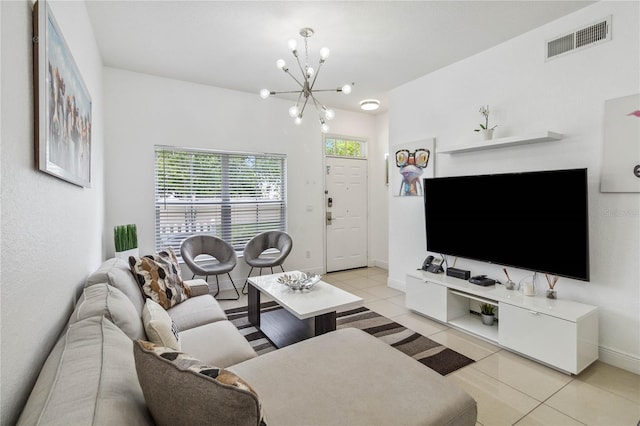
<box><xmin>34</xmin><ymin>0</ymin><xmax>92</xmax><ymax>187</ymax></box>
<box><xmin>390</xmin><ymin>138</ymin><xmax>435</xmax><ymax>196</ymax></box>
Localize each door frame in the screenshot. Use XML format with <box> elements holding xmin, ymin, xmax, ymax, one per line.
<box><xmin>322</xmin><ymin>134</ymin><xmax>369</xmax><ymax>274</ymax></box>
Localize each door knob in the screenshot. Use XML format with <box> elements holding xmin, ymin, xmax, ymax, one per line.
<box><xmin>326</xmin><ymin>212</ymin><xmax>332</xmax><ymax>225</ymax></box>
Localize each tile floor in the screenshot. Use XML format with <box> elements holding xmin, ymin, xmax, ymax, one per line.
<box><xmin>217</xmin><ymin>267</ymin><xmax>640</xmax><ymax>426</ymax></box>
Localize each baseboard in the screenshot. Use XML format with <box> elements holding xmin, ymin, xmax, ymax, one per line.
<box><xmin>598</xmin><ymin>346</ymin><xmax>640</xmax><ymax>375</ymax></box>
<box><xmin>373</xmin><ymin>260</ymin><xmax>389</xmax><ymax>270</ymax></box>
<box><xmin>388</xmin><ymin>277</ymin><xmax>405</xmax><ymax>292</ymax></box>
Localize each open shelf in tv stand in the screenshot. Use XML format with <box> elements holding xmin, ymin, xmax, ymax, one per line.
<box><xmin>405</xmin><ymin>270</ymin><xmax>599</xmax><ymax>375</ymax></box>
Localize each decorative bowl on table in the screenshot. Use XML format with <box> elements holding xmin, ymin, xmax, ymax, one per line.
<box><xmin>277</xmin><ymin>272</ymin><xmax>321</xmax><ymax>290</ymax></box>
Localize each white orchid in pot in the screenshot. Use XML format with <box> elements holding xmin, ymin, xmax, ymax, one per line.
<box><xmin>474</xmin><ymin>105</ymin><xmax>498</xmax><ymax>140</ymax></box>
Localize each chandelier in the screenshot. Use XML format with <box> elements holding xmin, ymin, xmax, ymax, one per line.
<box><xmin>260</xmin><ymin>28</ymin><xmax>352</xmax><ymax>133</ymax></box>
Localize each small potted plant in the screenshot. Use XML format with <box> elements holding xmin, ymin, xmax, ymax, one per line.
<box><xmin>480</xmin><ymin>303</ymin><xmax>496</xmax><ymax>326</ymax></box>
<box><xmin>114</xmin><ymin>224</ymin><xmax>138</xmax><ymax>260</ymax></box>
<box><xmin>474</xmin><ymin>105</ymin><xmax>498</xmax><ymax>140</ymax></box>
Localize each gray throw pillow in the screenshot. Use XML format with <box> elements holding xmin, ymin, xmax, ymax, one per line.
<box><xmin>133</xmin><ymin>340</ymin><xmax>266</xmax><ymax>426</ymax></box>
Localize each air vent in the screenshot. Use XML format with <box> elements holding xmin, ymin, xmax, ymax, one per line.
<box><xmin>546</xmin><ymin>16</ymin><xmax>611</xmax><ymax>61</ymax></box>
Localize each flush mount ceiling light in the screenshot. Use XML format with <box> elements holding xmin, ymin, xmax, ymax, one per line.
<box><xmin>260</xmin><ymin>27</ymin><xmax>352</xmax><ymax>134</ymax></box>
<box><xmin>359</xmin><ymin>99</ymin><xmax>380</xmax><ymax>111</ymax></box>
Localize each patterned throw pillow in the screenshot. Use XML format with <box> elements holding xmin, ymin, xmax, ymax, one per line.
<box><xmin>133</xmin><ymin>340</ymin><xmax>266</xmax><ymax>426</ymax></box>
<box><xmin>142</xmin><ymin>299</ymin><xmax>181</xmax><ymax>350</ymax></box>
<box><xmin>129</xmin><ymin>247</ymin><xmax>190</xmax><ymax>309</ymax></box>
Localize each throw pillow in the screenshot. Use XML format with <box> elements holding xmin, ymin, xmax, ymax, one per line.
<box><xmin>70</xmin><ymin>283</ymin><xmax>146</xmax><ymax>340</ymax></box>
<box><xmin>133</xmin><ymin>340</ymin><xmax>266</xmax><ymax>426</ymax></box>
<box><xmin>129</xmin><ymin>248</ymin><xmax>189</xmax><ymax>309</ymax></box>
<box><xmin>142</xmin><ymin>299</ymin><xmax>181</xmax><ymax>350</ymax></box>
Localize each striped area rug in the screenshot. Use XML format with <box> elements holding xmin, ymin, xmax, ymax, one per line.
<box><xmin>225</xmin><ymin>302</ymin><xmax>474</xmax><ymax>376</ymax></box>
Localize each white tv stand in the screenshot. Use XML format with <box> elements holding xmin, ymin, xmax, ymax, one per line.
<box><xmin>406</xmin><ymin>270</ymin><xmax>599</xmax><ymax>375</ymax></box>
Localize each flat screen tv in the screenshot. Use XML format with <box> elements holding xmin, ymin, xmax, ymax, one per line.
<box><xmin>423</xmin><ymin>168</ymin><xmax>590</xmax><ymax>281</ymax></box>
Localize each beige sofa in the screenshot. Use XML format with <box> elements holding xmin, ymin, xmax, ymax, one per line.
<box><xmin>18</xmin><ymin>258</ymin><xmax>477</xmax><ymax>425</ymax></box>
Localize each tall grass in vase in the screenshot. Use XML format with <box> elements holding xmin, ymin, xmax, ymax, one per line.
<box><xmin>114</xmin><ymin>224</ymin><xmax>139</xmax><ymax>260</ymax></box>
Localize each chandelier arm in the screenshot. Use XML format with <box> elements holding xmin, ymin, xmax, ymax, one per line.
<box><xmin>309</xmin><ymin>93</ymin><xmax>327</xmax><ymax>118</ymax></box>
<box><xmin>283</xmin><ymin>69</ymin><xmax>305</xmax><ymax>89</ymax></box>
<box><xmin>269</xmin><ymin>89</ymin><xmax>307</xmax><ymax>95</ymax></box>
<box><xmin>308</xmin><ymin>60</ymin><xmax>325</xmax><ymax>91</ymax></box>
<box><xmin>293</xmin><ymin>53</ymin><xmax>308</xmax><ymax>83</ymax></box>
<box><xmin>310</xmin><ymin>88</ymin><xmax>343</xmax><ymax>93</ymax></box>
<box><xmin>299</xmin><ymin>96</ymin><xmax>310</xmax><ymax>117</ymax></box>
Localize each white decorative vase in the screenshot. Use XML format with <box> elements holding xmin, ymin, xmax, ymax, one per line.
<box><xmin>481</xmin><ymin>313</ymin><xmax>495</xmax><ymax>326</ymax></box>
<box><xmin>116</xmin><ymin>247</ymin><xmax>139</xmax><ymax>261</ymax></box>
<box><xmin>481</xmin><ymin>129</ymin><xmax>494</xmax><ymax>140</ymax></box>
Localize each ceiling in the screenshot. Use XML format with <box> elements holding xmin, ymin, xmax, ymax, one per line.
<box><xmin>86</xmin><ymin>1</ymin><xmax>595</xmax><ymax>114</ymax></box>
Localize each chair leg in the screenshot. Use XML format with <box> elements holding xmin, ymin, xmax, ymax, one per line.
<box><xmin>212</xmin><ymin>275</ymin><xmax>219</xmax><ymax>297</ymax></box>
<box><xmin>280</xmin><ymin>265</ymin><xmax>285</xmax><ymax>273</ymax></box>
<box><xmin>216</xmin><ymin>273</ymin><xmax>240</xmax><ymax>301</ymax></box>
<box><xmin>242</xmin><ymin>267</ymin><xmax>255</xmax><ymax>295</ymax></box>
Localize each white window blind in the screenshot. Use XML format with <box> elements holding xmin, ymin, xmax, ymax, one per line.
<box><xmin>154</xmin><ymin>146</ymin><xmax>287</xmax><ymax>255</ymax></box>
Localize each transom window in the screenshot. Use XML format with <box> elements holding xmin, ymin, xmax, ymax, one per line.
<box><xmin>154</xmin><ymin>146</ymin><xmax>287</xmax><ymax>255</ymax></box>
<box><xmin>324</xmin><ymin>136</ymin><xmax>366</xmax><ymax>158</ymax></box>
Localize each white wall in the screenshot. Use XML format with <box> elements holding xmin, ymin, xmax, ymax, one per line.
<box><xmin>388</xmin><ymin>1</ymin><xmax>640</xmax><ymax>373</ymax></box>
<box><xmin>0</xmin><ymin>1</ymin><xmax>104</xmax><ymax>423</ymax></box>
<box><xmin>103</xmin><ymin>68</ymin><xmax>382</xmax><ymax>284</ymax></box>
<box><xmin>371</xmin><ymin>112</ymin><xmax>390</xmax><ymax>268</ymax></box>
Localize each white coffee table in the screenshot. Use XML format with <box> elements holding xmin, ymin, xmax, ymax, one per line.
<box><xmin>247</xmin><ymin>272</ymin><xmax>363</xmax><ymax>348</ymax></box>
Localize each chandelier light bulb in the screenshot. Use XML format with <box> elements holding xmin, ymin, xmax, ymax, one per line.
<box><xmin>288</xmin><ymin>105</ymin><xmax>299</xmax><ymax>118</ymax></box>
<box><xmin>276</xmin><ymin>59</ymin><xmax>286</xmax><ymax>70</ymax></box>
<box><xmin>319</xmin><ymin>47</ymin><xmax>330</xmax><ymax>60</ymax></box>
<box><xmin>306</xmin><ymin>67</ymin><xmax>314</xmax><ymax>77</ymax></box>
<box><xmin>341</xmin><ymin>84</ymin><xmax>352</xmax><ymax>94</ymax></box>
<box><xmin>287</xmin><ymin>39</ymin><xmax>297</xmax><ymax>51</ymax></box>
<box><xmin>259</xmin><ymin>89</ymin><xmax>271</xmax><ymax>99</ymax></box>
<box><xmin>320</xmin><ymin>122</ymin><xmax>330</xmax><ymax>133</ymax></box>
<box><xmin>294</xmin><ymin>116</ymin><xmax>302</xmax><ymax>125</ymax></box>
<box><xmin>324</xmin><ymin>108</ymin><xmax>335</xmax><ymax>120</ymax></box>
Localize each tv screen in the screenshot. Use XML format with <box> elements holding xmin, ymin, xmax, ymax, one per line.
<box><xmin>423</xmin><ymin>168</ymin><xmax>589</xmax><ymax>281</ymax></box>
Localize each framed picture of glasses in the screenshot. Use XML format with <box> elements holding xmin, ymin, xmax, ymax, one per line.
<box><xmin>390</xmin><ymin>138</ymin><xmax>435</xmax><ymax>197</ymax></box>
<box><xmin>34</xmin><ymin>0</ymin><xmax>92</xmax><ymax>187</ymax></box>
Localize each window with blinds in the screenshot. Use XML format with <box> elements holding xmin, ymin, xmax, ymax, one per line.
<box><xmin>154</xmin><ymin>146</ymin><xmax>287</xmax><ymax>256</ymax></box>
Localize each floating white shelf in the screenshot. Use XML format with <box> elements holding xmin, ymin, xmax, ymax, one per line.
<box><xmin>438</xmin><ymin>131</ymin><xmax>563</xmax><ymax>154</ymax></box>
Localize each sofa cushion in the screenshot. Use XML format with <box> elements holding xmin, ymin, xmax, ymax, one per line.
<box><xmin>85</xmin><ymin>258</ymin><xmax>146</xmax><ymax>316</ymax></box>
<box><xmin>179</xmin><ymin>320</ymin><xmax>257</xmax><ymax>368</ymax></box>
<box><xmin>230</xmin><ymin>328</ymin><xmax>477</xmax><ymax>426</ymax></box>
<box><xmin>167</xmin><ymin>293</ymin><xmax>227</xmax><ymax>331</ymax></box>
<box><xmin>70</xmin><ymin>283</ymin><xmax>145</xmax><ymax>340</ymax></box>
<box><xmin>129</xmin><ymin>251</ymin><xmax>189</xmax><ymax>310</ymax></box>
<box><xmin>133</xmin><ymin>340</ymin><xmax>265</xmax><ymax>426</ymax></box>
<box><xmin>18</xmin><ymin>316</ymin><xmax>152</xmax><ymax>426</ymax></box>
<box><xmin>142</xmin><ymin>299</ymin><xmax>181</xmax><ymax>350</ymax></box>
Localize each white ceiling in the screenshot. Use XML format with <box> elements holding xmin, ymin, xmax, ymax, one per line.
<box><xmin>85</xmin><ymin>1</ymin><xmax>595</xmax><ymax>114</ymax></box>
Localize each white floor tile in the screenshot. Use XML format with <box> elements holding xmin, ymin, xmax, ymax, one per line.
<box><xmin>471</xmin><ymin>350</ymin><xmax>573</xmax><ymax>401</ymax></box>
<box><xmin>364</xmin><ymin>284</ymin><xmax>403</xmax><ymax>299</ymax></box>
<box><xmin>546</xmin><ymin>379</ymin><xmax>640</xmax><ymax>426</ymax></box>
<box><xmin>429</xmin><ymin>328</ymin><xmax>499</xmax><ymax>361</ymax></box>
<box><xmin>576</xmin><ymin>361</ymin><xmax>640</xmax><ymax>405</ymax></box>
<box><xmin>514</xmin><ymin>403</ymin><xmax>585</xmax><ymax>426</ymax></box>
<box><xmin>365</xmin><ymin>298</ymin><xmax>410</xmax><ymax>318</ymax></box>
<box><xmin>448</xmin><ymin>367</ymin><xmax>540</xmax><ymax>426</ymax></box>
<box><xmin>393</xmin><ymin>312</ymin><xmax>448</xmax><ymax>337</ymax></box>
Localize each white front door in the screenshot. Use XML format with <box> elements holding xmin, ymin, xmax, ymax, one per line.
<box><xmin>325</xmin><ymin>157</ymin><xmax>368</xmax><ymax>272</ymax></box>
